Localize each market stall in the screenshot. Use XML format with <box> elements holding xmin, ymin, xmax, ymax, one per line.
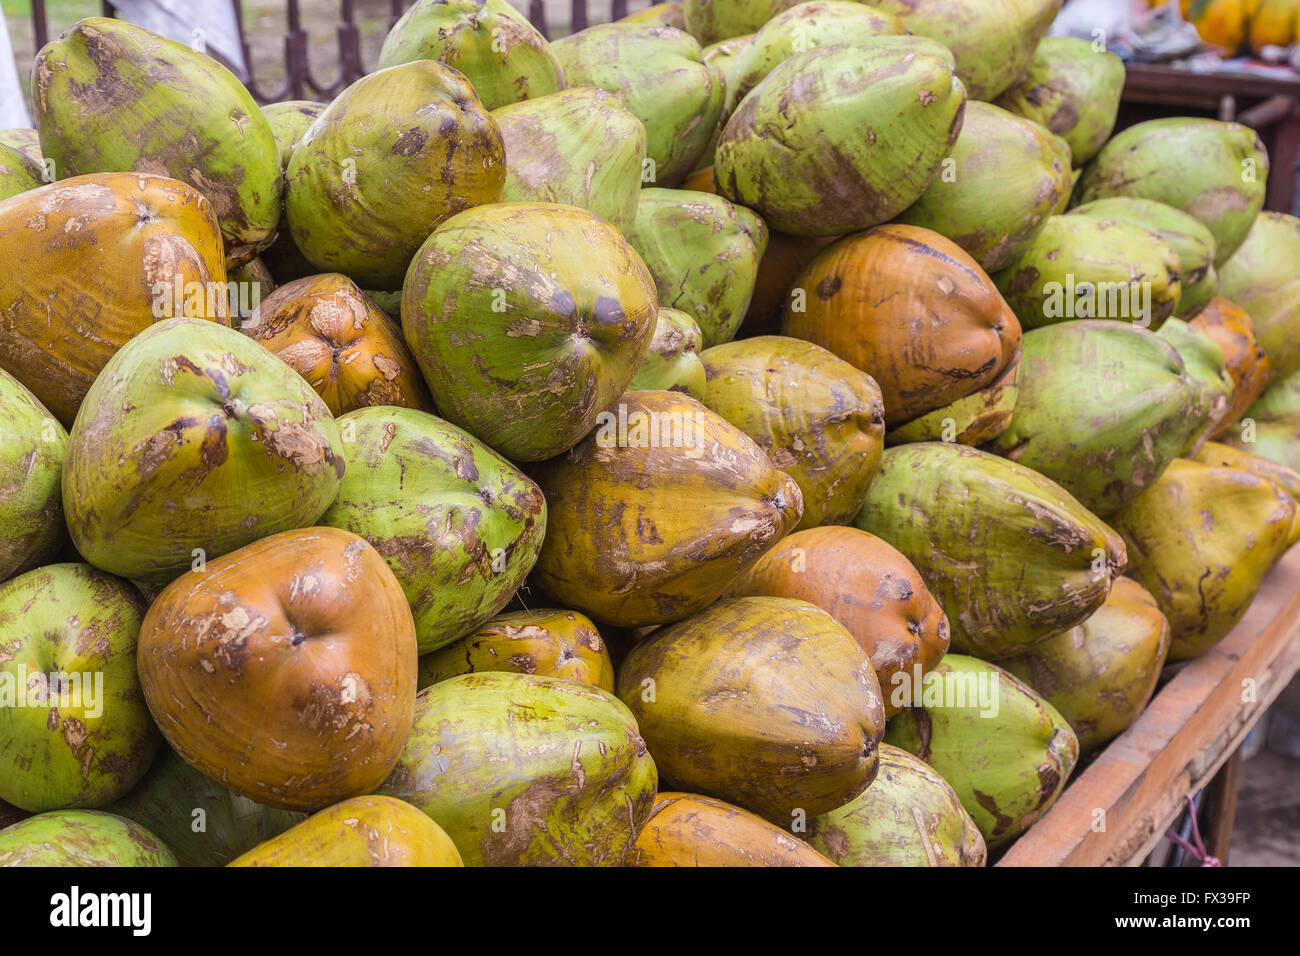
<box><xmin>0</xmin><ymin>0</ymin><xmax>1296</xmax><ymax>876</ymax></box>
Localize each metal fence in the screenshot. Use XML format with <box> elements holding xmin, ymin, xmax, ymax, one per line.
<box><xmin>24</xmin><ymin>0</ymin><xmax>648</xmax><ymax>103</ymax></box>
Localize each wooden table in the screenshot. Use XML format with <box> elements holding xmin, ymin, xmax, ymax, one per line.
<box><xmin>1119</xmin><ymin>62</ymin><xmax>1300</xmax><ymax>215</ymax></box>
<box><xmin>1000</xmin><ymin>545</ymin><xmax>1300</xmax><ymax>866</ymax></box>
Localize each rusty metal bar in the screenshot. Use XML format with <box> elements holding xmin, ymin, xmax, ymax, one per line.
<box><xmin>280</xmin><ymin>0</ymin><xmax>310</xmax><ymax>101</ymax></box>
<box><xmin>32</xmin><ymin>0</ymin><xmax>50</xmax><ymax>52</ymax></box>
<box><xmin>22</xmin><ymin>0</ymin><xmax>635</xmax><ymax>108</ymax></box>
<box><xmin>335</xmin><ymin>0</ymin><xmax>366</xmax><ymax>90</ymax></box>
<box><xmin>237</xmin><ymin>0</ymin><xmax>294</xmax><ymax>102</ymax></box>
<box><xmin>529</xmin><ymin>0</ymin><xmax>550</xmax><ymax>40</ymax></box>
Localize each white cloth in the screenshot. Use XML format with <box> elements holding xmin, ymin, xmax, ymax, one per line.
<box><xmin>112</xmin><ymin>0</ymin><xmax>249</xmax><ymax>80</ymax></box>
<box><xmin>0</xmin><ymin>8</ymin><xmax>32</xmax><ymax>128</ymax></box>
<box><xmin>1050</xmin><ymin>0</ymin><xmax>1203</xmax><ymax>59</ymax></box>
<box><xmin>1050</xmin><ymin>0</ymin><xmax>1140</xmax><ymax>41</ymax></box>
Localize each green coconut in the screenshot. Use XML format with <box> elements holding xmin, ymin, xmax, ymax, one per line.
<box><xmin>0</xmin><ymin>128</ymin><xmax>43</xmax><ymax>164</ymax></box>
<box><xmin>0</xmin><ymin>810</ymin><xmax>176</xmax><ymax>866</ymax></box>
<box><xmin>377</xmin><ymin>672</ymin><xmax>658</xmax><ymax>866</ymax></box>
<box><xmin>0</xmin><ymin>143</ymin><xmax>42</xmax><ymax>202</ymax></box>
<box><xmin>1196</xmin><ymin>441</ymin><xmax>1300</xmax><ymax>520</ymax></box>
<box><xmin>416</xmin><ymin>608</ymin><xmax>615</xmax><ymax>692</ymax></box>
<box><xmin>871</xmin><ymin>0</ymin><xmax>1062</xmax><ymax>100</ymax></box>
<box><xmin>993</xmin><ymin>214</ymin><xmax>1182</xmax><ymax>330</ymax></box>
<box><xmin>402</xmin><ymin>202</ymin><xmax>657</xmax><ymax>462</ymax></box>
<box><xmin>493</xmin><ymin>88</ymin><xmax>647</xmax><ymax>233</ymax></box>
<box><xmin>228</xmin><ymin>796</ymin><xmax>463</xmax><ymax>867</ymax></box>
<box><xmin>894</xmin><ymin>101</ymin><xmax>1072</xmax><ymax>272</ymax></box>
<box><xmin>377</xmin><ymin>0</ymin><xmax>565</xmax><ymax>110</ymax></box>
<box><xmin>62</xmin><ymin>318</ymin><xmax>345</xmax><ymax>587</ymax></box>
<box><xmin>0</xmin><ymin>564</ymin><xmax>158</xmax><ymax>812</ymax></box>
<box><xmin>702</xmin><ymin>33</ymin><xmax>753</xmax><ymax>72</ymax></box>
<box><xmin>1220</xmin><ymin>369</ymin><xmax>1300</xmax><ymax>473</ymax></box>
<box><xmin>805</xmin><ymin>743</ymin><xmax>986</xmax><ymax>866</ymax></box>
<box><xmin>1157</xmin><ymin>317</ymin><xmax>1235</xmax><ymax>455</ymax></box>
<box><xmin>1073</xmin><ymin>118</ymin><xmax>1268</xmax><ymax>266</ymax></box>
<box><xmin>629</xmin><ymin>308</ymin><xmax>708</xmax><ymax>398</ymax></box>
<box><xmin>697</xmin><ymin>33</ymin><xmax>755</xmax><ymax>164</ymax></box>
<box><xmin>1217</xmin><ymin>212</ymin><xmax>1300</xmax><ymax>380</ymax></box>
<box><xmin>999</xmin><ymin>577</ymin><xmax>1170</xmax><ymax>755</ymax></box>
<box><xmin>715</xmin><ymin>31</ymin><xmax>957</xmax><ymax>177</ymax></box>
<box><xmin>529</xmin><ymin>390</ymin><xmax>804</xmax><ymax>628</ymax></box>
<box><xmin>623</xmin><ymin>188</ymin><xmax>767</xmax><ymax>347</ymax></box>
<box><xmin>0</xmin><ymin>369</ymin><xmax>67</xmax><ymax>583</ymax></box>
<box><xmin>884</xmin><ymin>350</ymin><xmax>1021</xmax><ymax>446</ymax></box>
<box><xmin>685</xmin><ymin>0</ymin><xmax>778</xmax><ymax>44</ymax></box>
<box><xmin>884</xmin><ymin>655</ymin><xmax>1079</xmax><ymax>849</ymax></box>
<box><xmin>853</xmin><ymin>443</ymin><xmax>1126</xmax><ymax>660</ymax></box>
<box><xmin>994</xmin><ymin>36</ymin><xmax>1124</xmax><ymax>164</ymax></box>
<box><xmin>1107</xmin><ymin>458</ymin><xmax>1296</xmax><ymax>661</ymax></box>
<box><xmin>285</xmin><ymin>60</ymin><xmax>504</xmax><ymax>291</ymax></box>
<box><xmin>260</xmin><ymin>100</ymin><xmax>325</xmax><ymax>169</ymax></box>
<box><xmin>615</xmin><ymin>596</ymin><xmax>885</xmax><ymax>823</ymax></box>
<box><xmin>715</xmin><ymin>42</ymin><xmax>965</xmax><ymax>236</ymax></box>
<box><xmin>108</xmin><ymin>747</ymin><xmax>302</xmax><ymax>867</ymax></box>
<box><xmin>1071</xmin><ymin>197</ymin><xmax>1218</xmax><ymax>318</ymax></box>
<box><xmin>722</xmin><ymin>2</ymin><xmax>907</xmax><ymax>112</ymax></box>
<box><xmin>984</xmin><ymin>321</ymin><xmax>1203</xmax><ymax>516</ymax></box>
<box><xmin>33</xmin><ymin>17</ymin><xmax>281</xmax><ymax>262</ymax></box>
<box><xmin>1056</xmin><ymin>163</ymin><xmax>1080</xmax><ymax>215</ymax></box>
<box><xmin>319</xmin><ymin>406</ymin><xmax>547</xmax><ymax>654</ymax></box>
<box><xmin>700</xmin><ymin>335</ymin><xmax>885</xmax><ymax>529</ymax></box>
<box><xmin>1048</xmin><ymin>132</ymin><xmax>1073</xmax><ymax>174</ymax></box>
<box><xmin>552</xmin><ymin>23</ymin><xmax>724</xmax><ymax>186</ymax></box>
<box><xmin>621</xmin><ymin>2</ymin><xmax>688</xmax><ymax>28</ymax></box>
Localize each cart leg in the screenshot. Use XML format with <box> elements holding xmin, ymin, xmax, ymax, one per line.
<box><xmin>1199</xmin><ymin>747</ymin><xmax>1243</xmax><ymax>865</ymax></box>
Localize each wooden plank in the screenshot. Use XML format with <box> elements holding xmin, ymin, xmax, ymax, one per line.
<box><xmin>1124</xmin><ymin>62</ymin><xmax>1300</xmax><ymax>101</ymax></box>
<box><xmin>999</xmin><ymin>545</ymin><xmax>1300</xmax><ymax>867</ymax></box>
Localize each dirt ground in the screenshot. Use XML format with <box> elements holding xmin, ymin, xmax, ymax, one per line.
<box><xmin>1234</xmin><ymin>749</ymin><xmax>1300</xmax><ymax>865</ymax></box>
<box><xmin>1234</xmin><ymin>678</ymin><xmax>1300</xmax><ymax>866</ymax></box>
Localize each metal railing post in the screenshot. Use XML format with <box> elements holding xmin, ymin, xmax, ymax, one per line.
<box><xmin>529</xmin><ymin>0</ymin><xmax>550</xmax><ymax>40</ymax></box>
<box><xmin>32</xmin><ymin>0</ymin><xmax>50</xmax><ymax>52</ymax></box>
<box><xmin>337</xmin><ymin>0</ymin><xmax>365</xmax><ymax>87</ymax></box>
<box><xmin>19</xmin><ymin>0</ymin><xmax>654</xmax><ymax>107</ymax></box>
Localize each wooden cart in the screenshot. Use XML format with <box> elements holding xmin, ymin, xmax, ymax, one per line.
<box><xmin>1000</xmin><ymin>546</ymin><xmax>1300</xmax><ymax>866</ymax></box>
